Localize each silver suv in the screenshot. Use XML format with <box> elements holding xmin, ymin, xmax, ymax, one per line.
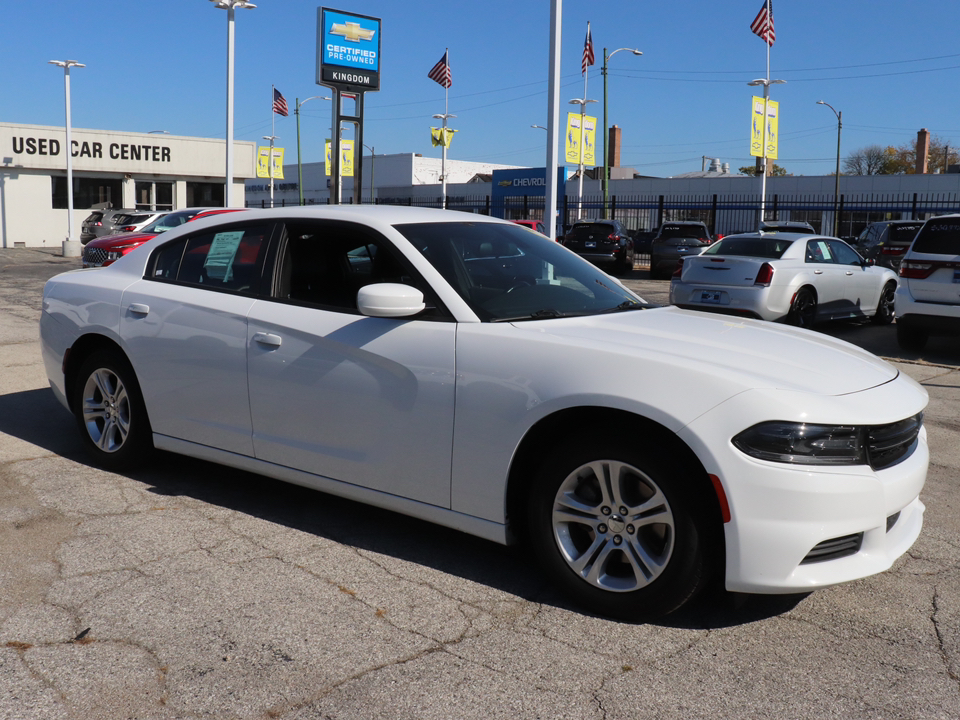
<box><xmin>80</xmin><ymin>207</ymin><xmax>138</xmax><ymax>244</ymax></box>
<box><xmin>895</xmin><ymin>214</ymin><xmax>960</xmax><ymax>350</ymax></box>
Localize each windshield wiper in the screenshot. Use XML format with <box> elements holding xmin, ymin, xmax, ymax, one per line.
<box><xmin>491</xmin><ymin>308</ymin><xmax>565</xmax><ymax>322</ymax></box>
<box><xmin>598</xmin><ymin>300</ymin><xmax>648</xmax><ymax>314</ymax></box>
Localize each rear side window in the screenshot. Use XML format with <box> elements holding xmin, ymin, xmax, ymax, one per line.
<box><xmin>911</xmin><ymin>218</ymin><xmax>960</xmax><ymax>255</ymax></box>
<box><xmin>148</xmin><ymin>223</ymin><xmax>272</xmax><ymax>295</ymax></box>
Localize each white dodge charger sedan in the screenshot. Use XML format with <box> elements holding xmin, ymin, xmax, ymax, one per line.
<box><xmin>669</xmin><ymin>232</ymin><xmax>899</xmax><ymax>327</ymax></box>
<box><xmin>40</xmin><ymin>207</ymin><xmax>928</xmax><ymax>619</ymax></box>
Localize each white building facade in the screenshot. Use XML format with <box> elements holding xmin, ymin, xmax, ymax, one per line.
<box><xmin>0</xmin><ymin>122</ymin><xmax>256</xmax><ymax>248</ymax></box>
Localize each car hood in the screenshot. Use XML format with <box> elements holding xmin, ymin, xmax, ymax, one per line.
<box><xmin>526</xmin><ymin>306</ymin><xmax>897</xmax><ymax>396</ymax></box>
<box><xmin>85</xmin><ymin>231</ymin><xmax>156</xmax><ymax>249</ymax></box>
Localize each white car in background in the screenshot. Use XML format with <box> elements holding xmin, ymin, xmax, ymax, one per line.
<box><xmin>669</xmin><ymin>232</ymin><xmax>898</xmax><ymax>328</ymax></box>
<box><xmin>40</xmin><ymin>207</ymin><xmax>927</xmax><ymax>620</ymax></box>
<box><xmin>895</xmin><ymin>214</ymin><xmax>960</xmax><ymax>350</ymax></box>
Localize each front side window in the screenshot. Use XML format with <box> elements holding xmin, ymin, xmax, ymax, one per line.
<box><xmin>275</xmin><ymin>221</ymin><xmax>429</xmax><ymax>314</ymax></box>
<box><xmin>828</xmin><ymin>240</ymin><xmax>863</xmax><ymax>266</ymax></box>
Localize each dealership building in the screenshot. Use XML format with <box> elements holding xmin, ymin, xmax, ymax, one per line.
<box><xmin>0</xmin><ymin>122</ymin><xmax>255</xmax><ymax>248</ymax></box>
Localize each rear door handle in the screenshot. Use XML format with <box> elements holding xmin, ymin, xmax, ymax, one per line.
<box><xmin>253</xmin><ymin>332</ymin><xmax>282</xmax><ymax>348</ymax></box>
<box><xmin>129</xmin><ymin>303</ymin><xmax>150</xmax><ymax>315</ymax></box>
<box><xmin>813</xmin><ymin>270</ymin><xmax>823</xmax><ymax>275</ymax></box>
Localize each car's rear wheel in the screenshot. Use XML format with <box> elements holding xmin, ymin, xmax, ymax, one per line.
<box><xmin>527</xmin><ymin>438</ymin><xmax>712</xmax><ymax>619</ymax></box>
<box><xmin>871</xmin><ymin>282</ymin><xmax>896</xmax><ymax>325</ymax></box>
<box><xmin>896</xmin><ymin>323</ymin><xmax>928</xmax><ymax>352</ymax></box>
<box><xmin>72</xmin><ymin>350</ymin><xmax>152</xmax><ymax>470</ymax></box>
<box><xmin>787</xmin><ymin>287</ymin><xmax>817</xmax><ymax>328</ymax></box>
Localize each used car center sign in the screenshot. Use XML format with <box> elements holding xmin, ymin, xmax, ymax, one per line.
<box><xmin>316</xmin><ymin>7</ymin><xmax>381</xmax><ymax>92</ymax></box>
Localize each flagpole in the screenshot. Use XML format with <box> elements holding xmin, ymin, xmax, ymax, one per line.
<box><xmin>759</xmin><ymin>0</ymin><xmax>770</xmax><ymax>228</ymax></box>
<box><xmin>442</xmin><ymin>49</ymin><xmax>449</xmax><ymax>210</ymax></box>
<box><xmin>270</xmin><ymin>85</ymin><xmax>275</xmax><ymax>207</ymax></box>
<box><xmin>578</xmin><ymin>24</ymin><xmax>589</xmax><ymax>220</ymax></box>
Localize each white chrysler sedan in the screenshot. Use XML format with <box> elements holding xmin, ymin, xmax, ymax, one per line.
<box><xmin>40</xmin><ymin>207</ymin><xmax>928</xmax><ymax>619</ymax></box>
<box><xmin>669</xmin><ymin>233</ymin><xmax>898</xmax><ymax>328</ymax></box>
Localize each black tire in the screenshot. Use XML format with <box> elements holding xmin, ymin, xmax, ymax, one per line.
<box><xmin>787</xmin><ymin>287</ymin><xmax>817</xmax><ymax>328</ymax></box>
<box><xmin>527</xmin><ymin>438</ymin><xmax>713</xmax><ymax>620</ymax></box>
<box><xmin>71</xmin><ymin>350</ymin><xmax>153</xmax><ymax>471</ymax></box>
<box><xmin>871</xmin><ymin>282</ymin><xmax>896</xmax><ymax>325</ymax></box>
<box><xmin>896</xmin><ymin>323</ymin><xmax>928</xmax><ymax>352</ymax></box>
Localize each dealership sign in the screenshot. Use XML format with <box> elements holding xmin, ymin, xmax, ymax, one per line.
<box><xmin>316</xmin><ymin>8</ymin><xmax>381</xmax><ymax>92</ymax></box>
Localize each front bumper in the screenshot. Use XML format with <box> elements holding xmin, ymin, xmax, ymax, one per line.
<box><xmin>678</xmin><ymin>381</ymin><xmax>928</xmax><ymax>593</ymax></box>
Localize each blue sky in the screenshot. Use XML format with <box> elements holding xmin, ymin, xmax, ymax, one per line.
<box><xmin>4</xmin><ymin>0</ymin><xmax>958</xmax><ymax>177</ymax></box>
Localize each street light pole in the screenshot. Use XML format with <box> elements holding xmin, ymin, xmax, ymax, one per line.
<box><xmin>747</xmin><ymin>77</ymin><xmax>785</xmax><ymax>230</ymax></box>
<box><xmin>568</xmin><ymin>97</ymin><xmax>597</xmax><ymax>220</ymax></box>
<box><xmin>262</xmin><ymin>135</ymin><xmax>278</xmax><ymax>207</ymax></box>
<box><xmin>211</xmin><ymin>0</ymin><xmax>256</xmax><ymax>208</ymax></box>
<box><xmin>602</xmin><ymin>47</ymin><xmax>641</xmax><ymax>218</ymax></box>
<box><xmin>817</xmin><ymin>100</ymin><xmax>842</xmax><ymax>237</ymax></box>
<box><xmin>49</xmin><ymin>59</ymin><xmax>84</xmax><ymax>257</ymax></box>
<box><xmin>432</xmin><ymin>113</ymin><xmax>456</xmax><ymax>209</ymax></box>
<box><xmin>295</xmin><ymin>95</ymin><xmax>331</xmax><ymax>206</ymax></box>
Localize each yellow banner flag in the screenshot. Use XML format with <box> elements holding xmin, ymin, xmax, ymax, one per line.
<box><xmin>565</xmin><ymin>113</ymin><xmax>597</xmax><ymax>166</ymax></box>
<box><xmin>325</xmin><ymin>140</ymin><xmax>354</xmax><ymax>177</ymax></box>
<box><xmin>431</xmin><ymin>127</ymin><xmax>457</xmax><ymax>148</ymax></box>
<box><xmin>750</xmin><ymin>96</ymin><xmax>779</xmax><ymax>160</ymax></box>
<box><xmin>270</xmin><ymin>147</ymin><xmax>285</xmax><ymax>179</ymax></box>
<box><xmin>256</xmin><ymin>147</ymin><xmax>271</xmax><ymax>178</ymax></box>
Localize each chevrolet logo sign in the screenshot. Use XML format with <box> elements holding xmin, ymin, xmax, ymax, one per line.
<box><xmin>331</xmin><ymin>22</ymin><xmax>375</xmax><ymax>43</ymax></box>
<box><xmin>498</xmin><ymin>180</ymin><xmax>512</xmax><ymax>187</ymax></box>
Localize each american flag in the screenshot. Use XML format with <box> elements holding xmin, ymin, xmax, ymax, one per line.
<box><xmin>751</xmin><ymin>1</ymin><xmax>775</xmax><ymax>46</ymax></box>
<box><xmin>428</xmin><ymin>51</ymin><xmax>452</xmax><ymax>88</ymax></box>
<box><xmin>582</xmin><ymin>23</ymin><xmax>595</xmax><ymax>75</ymax></box>
<box><xmin>272</xmin><ymin>88</ymin><xmax>289</xmax><ymax>117</ymax></box>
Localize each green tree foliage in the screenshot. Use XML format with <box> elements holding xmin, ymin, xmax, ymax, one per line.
<box><xmin>738</xmin><ymin>164</ymin><xmax>788</xmax><ymax>177</ymax></box>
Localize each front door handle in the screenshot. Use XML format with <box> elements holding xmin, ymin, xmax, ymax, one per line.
<box><xmin>813</xmin><ymin>270</ymin><xmax>824</xmax><ymax>275</ymax></box>
<box><xmin>253</xmin><ymin>332</ymin><xmax>282</xmax><ymax>348</ymax></box>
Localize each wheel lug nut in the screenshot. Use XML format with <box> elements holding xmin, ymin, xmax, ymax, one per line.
<box><xmin>598</xmin><ymin>523</ymin><xmax>607</xmax><ymax>534</ymax></box>
<box><xmin>619</xmin><ymin>506</ymin><xmax>628</xmax><ymax>515</ymax></box>
<box><xmin>613</xmin><ymin>536</ymin><xmax>623</xmax><ymax>546</ymax></box>
<box><xmin>627</xmin><ymin>525</ymin><xmax>635</xmax><ymax>534</ymax></box>
<box><xmin>601</xmin><ymin>507</ymin><xmax>611</xmax><ymax>516</ymax></box>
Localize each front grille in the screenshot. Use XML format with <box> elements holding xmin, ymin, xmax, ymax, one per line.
<box><xmin>82</xmin><ymin>247</ymin><xmax>107</xmax><ymax>266</ymax></box>
<box><xmin>801</xmin><ymin>533</ymin><xmax>863</xmax><ymax>564</ymax></box>
<box><xmin>866</xmin><ymin>413</ymin><xmax>923</xmax><ymax>470</ymax></box>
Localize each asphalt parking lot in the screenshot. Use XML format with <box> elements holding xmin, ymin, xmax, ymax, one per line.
<box><xmin>1</xmin><ymin>248</ymin><xmax>958</xmax><ymax>719</ymax></box>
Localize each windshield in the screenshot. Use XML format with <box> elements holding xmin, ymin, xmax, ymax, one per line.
<box><xmin>394</xmin><ymin>221</ymin><xmax>646</xmax><ymax>322</ymax></box>
<box><xmin>703</xmin><ymin>235</ymin><xmax>793</xmax><ymax>259</ymax></box>
<box><xmin>141</xmin><ymin>211</ymin><xmax>192</xmax><ymax>234</ymax></box>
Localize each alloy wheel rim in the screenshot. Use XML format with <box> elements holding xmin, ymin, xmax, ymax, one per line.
<box><xmin>81</xmin><ymin>368</ymin><xmax>131</xmax><ymax>454</ymax></box>
<box><xmin>551</xmin><ymin>459</ymin><xmax>675</xmax><ymax>593</ymax></box>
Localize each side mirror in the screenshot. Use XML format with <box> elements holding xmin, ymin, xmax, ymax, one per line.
<box><xmin>357</xmin><ymin>283</ymin><xmax>426</xmax><ymax>318</ymax></box>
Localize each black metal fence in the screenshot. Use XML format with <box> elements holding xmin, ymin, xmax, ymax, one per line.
<box><xmin>248</xmin><ymin>191</ymin><xmax>960</xmax><ymax>240</ymax></box>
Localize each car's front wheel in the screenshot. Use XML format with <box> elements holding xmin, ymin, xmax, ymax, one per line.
<box><xmin>871</xmin><ymin>282</ymin><xmax>896</xmax><ymax>325</ymax></box>
<box><xmin>527</xmin><ymin>438</ymin><xmax>713</xmax><ymax>619</ymax></box>
<box><xmin>71</xmin><ymin>350</ymin><xmax>153</xmax><ymax>470</ymax></box>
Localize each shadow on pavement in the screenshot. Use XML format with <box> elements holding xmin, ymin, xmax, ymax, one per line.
<box><xmin>0</xmin><ymin>386</ymin><xmax>811</xmax><ymax>628</ymax></box>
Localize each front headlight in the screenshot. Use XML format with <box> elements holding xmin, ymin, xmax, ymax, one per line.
<box><xmin>732</xmin><ymin>422</ymin><xmax>865</xmax><ymax>465</ymax></box>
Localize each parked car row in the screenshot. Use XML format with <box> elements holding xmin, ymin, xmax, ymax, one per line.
<box><xmin>41</xmin><ymin>205</ymin><xmax>929</xmax><ymax>621</ymax></box>
<box><xmin>81</xmin><ymin>207</ymin><xmax>245</xmax><ymax>268</ymax></box>
<box><xmin>657</xmin><ymin>215</ymin><xmax>959</xmax><ymax>353</ymax></box>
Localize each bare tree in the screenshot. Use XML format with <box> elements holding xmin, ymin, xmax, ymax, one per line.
<box><xmin>842</xmin><ymin>145</ymin><xmax>898</xmax><ymax>175</ymax></box>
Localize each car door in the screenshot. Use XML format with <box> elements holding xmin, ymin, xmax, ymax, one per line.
<box><xmin>829</xmin><ymin>239</ymin><xmax>881</xmax><ymax>315</ymax></box>
<box><xmin>804</xmin><ymin>238</ymin><xmax>847</xmax><ymax>317</ymax></box>
<box><xmin>245</xmin><ymin>219</ymin><xmax>457</xmax><ymax>507</ymax></box>
<box><xmin>119</xmin><ymin>221</ymin><xmax>275</xmax><ymax>455</ymax></box>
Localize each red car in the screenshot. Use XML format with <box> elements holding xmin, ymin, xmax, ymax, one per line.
<box><xmin>81</xmin><ymin>208</ymin><xmax>245</xmax><ymax>268</ymax></box>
